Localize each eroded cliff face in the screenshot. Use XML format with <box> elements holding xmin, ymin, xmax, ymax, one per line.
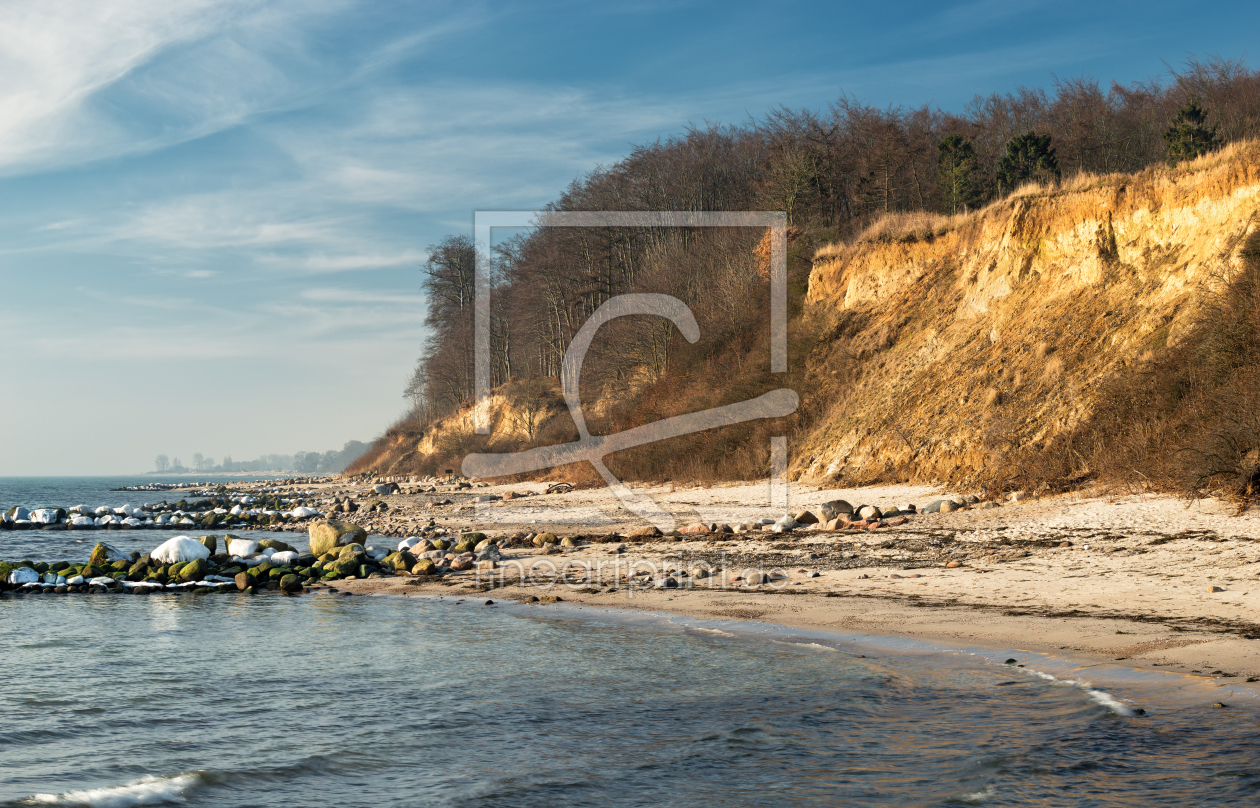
<box><xmin>797</xmin><ymin>144</ymin><xmax>1260</xmax><ymax>487</ymax></box>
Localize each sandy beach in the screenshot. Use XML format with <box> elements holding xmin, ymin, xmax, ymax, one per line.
<box><xmin>305</xmin><ymin>478</ymin><xmax>1260</xmax><ymax>684</ymax></box>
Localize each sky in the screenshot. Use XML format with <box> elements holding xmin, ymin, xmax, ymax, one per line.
<box><xmin>1</xmin><ymin>0</ymin><xmax>1257</xmax><ymax>476</ymax></box>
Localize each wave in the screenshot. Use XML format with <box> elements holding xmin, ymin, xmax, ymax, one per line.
<box><xmin>24</xmin><ymin>773</ymin><xmax>203</xmax><ymax>807</ymax></box>
<box><xmin>1013</xmin><ymin>667</ymin><xmax>1137</xmax><ymax>716</ymax></box>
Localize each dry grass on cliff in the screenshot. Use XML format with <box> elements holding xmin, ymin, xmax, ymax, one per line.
<box><xmin>1057</xmin><ymin>227</ymin><xmax>1260</xmax><ymax>506</ymax></box>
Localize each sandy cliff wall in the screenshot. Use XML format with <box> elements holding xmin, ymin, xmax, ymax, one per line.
<box><xmin>797</xmin><ymin>144</ymin><xmax>1260</xmax><ymax>487</ymax></box>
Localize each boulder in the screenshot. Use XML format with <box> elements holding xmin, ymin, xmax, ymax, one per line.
<box><xmin>560</xmin><ymin>537</ymin><xmax>579</xmax><ymax>547</ymax></box>
<box><xmin>533</xmin><ymin>532</ymin><xmax>559</xmax><ymax>546</ymax></box>
<box><xmin>430</xmin><ymin>538</ymin><xmax>451</xmax><ymax>551</ymax></box>
<box><xmin>627</xmin><ymin>526</ymin><xmax>662</xmax><ymax>540</ymax></box>
<box><xmin>397</xmin><ymin>537</ymin><xmax>421</xmax><ymax>551</ymax></box>
<box><xmin>227</xmin><ymin>537</ymin><xmax>259</xmax><ymax>557</ymax></box>
<box><xmin>5</xmin><ymin>506</ymin><xmax>31</xmax><ymax>521</ymax></box>
<box><xmin>30</xmin><ymin>508</ymin><xmax>66</xmax><ymax>524</ymax></box>
<box><xmin>858</xmin><ymin>505</ymin><xmax>883</xmax><ymax>520</ymax></box>
<box><xmin>411</xmin><ymin>559</ymin><xmax>437</xmax><ymax>576</ymax></box>
<box><xmin>88</xmin><ymin>542</ymin><xmax>126</xmax><ymax>566</ymax></box>
<box><xmin>308</xmin><ymin>520</ymin><xmax>366</xmax><ymax>557</ymax></box>
<box><xmin>291</xmin><ymin>507</ymin><xmax>320</xmax><ymax>519</ymax></box>
<box><xmin>7</xmin><ymin>567</ymin><xmax>39</xmax><ymax>585</ymax></box>
<box><xmin>819</xmin><ymin>500</ymin><xmax>853</xmax><ymax>520</ymax></box>
<box><xmin>793</xmin><ymin>510</ymin><xmax>819</xmax><ymax>525</ymax></box>
<box><xmin>270</xmin><ymin>551</ymin><xmax>299</xmax><ymax>566</ymax></box>
<box><xmin>234</xmin><ymin>572</ymin><xmax>251</xmax><ymax>591</ymax></box>
<box><xmin>177</xmin><ymin>558</ymin><xmax>208</xmax><ymax>582</ymax></box>
<box><xmin>461</xmin><ymin>532</ymin><xmax>488</xmax><ymax>546</ymax></box>
<box><xmin>257</xmin><ymin>538</ymin><xmax>297</xmax><ymax>553</ymax></box>
<box><xmin>197</xmin><ymin>535</ymin><xmax>218</xmax><ymax>555</ymax></box>
<box><xmin>151</xmin><ymin>537</ymin><xmax>212</xmax><ymax>564</ymax></box>
<box><xmin>331</xmin><ymin>558</ymin><xmax>359</xmax><ymax>577</ymax></box>
<box><xmin>679</xmin><ymin>524</ymin><xmax>710</xmax><ymax>535</ymax></box>
<box><xmin>279</xmin><ymin>574</ymin><xmax>302</xmax><ymax>593</ymax></box>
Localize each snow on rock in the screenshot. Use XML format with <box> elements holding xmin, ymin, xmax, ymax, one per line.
<box><xmin>398</xmin><ymin>537</ymin><xmax>421</xmax><ymax>551</ymax></box>
<box><xmin>291</xmin><ymin>507</ymin><xmax>319</xmax><ymax>519</ymax></box>
<box><xmin>29</xmin><ymin>508</ymin><xmax>63</xmax><ymax>524</ymax></box>
<box><xmin>270</xmin><ymin>551</ymin><xmax>299</xmax><ymax>565</ymax></box>
<box><xmin>227</xmin><ymin>538</ymin><xmax>258</xmax><ymax>557</ymax></box>
<box><xmin>7</xmin><ymin>567</ymin><xmax>39</xmax><ymax>585</ymax></box>
<box><xmin>70</xmin><ymin>517</ymin><xmax>94</xmax><ymax>526</ymax></box>
<box><xmin>151</xmin><ymin>536</ymin><xmax>212</xmax><ymax>564</ymax></box>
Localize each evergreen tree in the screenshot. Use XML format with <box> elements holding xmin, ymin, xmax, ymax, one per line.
<box><xmin>996</xmin><ymin>131</ymin><xmax>1060</xmax><ymax>195</ymax></box>
<box><xmin>936</xmin><ymin>134</ymin><xmax>985</xmax><ymax>214</ymax></box>
<box><xmin>1164</xmin><ymin>98</ymin><xmax>1220</xmax><ymax>165</ymax></box>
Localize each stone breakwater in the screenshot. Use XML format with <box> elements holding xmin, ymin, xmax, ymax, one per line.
<box><xmin>1</xmin><ymin>488</ymin><xmax>330</xmax><ymax>532</ymax></box>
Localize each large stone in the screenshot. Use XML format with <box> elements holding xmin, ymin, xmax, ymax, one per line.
<box><xmin>461</xmin><ymin>532</ymin><xmax>488</xmax><ymax>545</ymax></box>
<box><xmin>227</xmin><ymin>537</ymin><xmax>259</xmax><ymax>557</ymax></box>
<box><xmin>627</xmin><ymin>526</ymin><xmax>662</xmax><ymax>540</ymax></box>
<box><xmin>178</xmin><ymin>558</ymin><xmax>208</xmax><ymax>582</ymax></box>
<box><xmin>331</xmin><ymin>558</ymin><xmax>359</xmax><ymax>577</ymax></box>
<box><xmin>533</xmin><ymin>532</ymin><xmax>559</xmax><ymax>547</ymax></box>
<box><xmin>279</xmin><ymin>574</ymin><xmax>302</xmax><ymax>593</ymax></box>
<box><xmin>411</xmin><ymin>559</ymin><xmax>437</xmax><ymax>576</ymax></box>
<box><xmin>197</xmin><ymin>535</ymin><xmax>217</xmax><ymax>555</ymax></box>
<box><xmin>858</xmin><ymin>505</ymin><xmax>883</xmax><ymax>520</ymax></box>
<box><xmin>819</xmin><ymin>500</ymin><xmax>853</xmax><ymax>520</ymax></box>
<box><xmin>7</xmin><ymin>567</ymin><xmax>39</xmax><ymax>585</ymax></box>
<box><xmin>88</xmin><ymin>542</ymin><xmax>126</xmax><ymax>566</ymax></box>
<box><xmin>793</xmin><ymin>510</ymin><xmax>819</xmax><ymax>525</ymax></box>
<box><xmin>151</xmin><ymin>536</ymin><xmax>212</xmax><ymax>564</ymax></box>
<box><xmin>29</xmin><ymin>508</ymin><xmax>66</xmax><ymax>524</ymax></box>
<box><xmin>257</xmin><ymin>538</ymin><xmax>297</xmax><ymax>553</ymax></box>
<box><xmin>309</xmin><ymin>520</ymin><xmax>366</xmax><ymax>557</ymax></box>
<box><xmin>234</xmin><ymin>572</ymin><xmax>251</xmax><ymax>591</ymax></box>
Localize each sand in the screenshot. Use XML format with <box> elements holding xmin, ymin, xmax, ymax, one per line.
<box><xmin>312</xmin><ymin>479</ymin><xmax>1260</xmax><ymax>685</ymax></box>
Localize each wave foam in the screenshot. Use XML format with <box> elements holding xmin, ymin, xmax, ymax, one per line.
<box><xmin>28</xmin><ymin>773</ymin><xmax>201</xmax><ymax>807</ymax></box>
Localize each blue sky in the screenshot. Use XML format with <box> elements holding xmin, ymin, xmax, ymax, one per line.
<box><xmin>1</xmin><ymin>0</ymin><xmax>1256</xmax><ymax>475</ymax></box>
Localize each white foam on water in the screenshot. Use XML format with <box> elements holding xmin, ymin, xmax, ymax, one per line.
<box><xmin>28</xmin><ymin>773</ymin><xmax>200</xmax><ymax>806</ymax></box>
<box><xmin>689</xmin><ymin>627</ymin><xmax>735</xmax><ymax>637</ymax></box>
<box><xmin>1014</xmin><ymin>668</ymin><xmax>1136</xmax><ymax>716</ymax></box>
<box><xmin>957</xmin><ymin>784</ymin><xmax>995</xmax><ymax>803</ymax></box>
<box><xmin>772</xmin><ymin>640</ymin><xmax>839</xmax><ymax>652</ymax></box>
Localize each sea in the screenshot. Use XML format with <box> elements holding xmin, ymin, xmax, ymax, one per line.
<box><xmin>2</xmin><ymin>477</ymin><xmax>1259</xmax><ymax>807</ymax></box>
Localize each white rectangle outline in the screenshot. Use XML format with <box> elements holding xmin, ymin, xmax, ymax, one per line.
<box><xmin>471</xmin><ymin>210</ymin><xmax>789</xmax><ymax>509</ymax></box>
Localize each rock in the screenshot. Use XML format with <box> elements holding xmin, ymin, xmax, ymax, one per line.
<box><xmin>946</xmin><ymin>561</ymin><xmax>962</xmax><ymax>568</ymax></box>
<box><xmin>692</xmin><ymin>568</ymin><xmax>712</xmax><ymax>579</ymax></box>
<box><xmin>227</xmin><ymin>537</ymin><xmax>259</xmax><ymax>556</ymax></box>
<box><xmin>476</xmin><ymin>560</ymin><xmax>497</xmax><ymax>570</ymax></box>
<box><xmin>197</xmin><ymin>535</ymin><xmax>218</xmax><ymax>555</ymax></box>
<box><xmin>373</xmin><ymin>483</ymin><xmax>394</xmax><ymax>495</ymax></box>
<box><xmin>309</xmin><ymin>520</ymin><xmax>367</xmax><ymax>557</ymax></box>
<box><xmin>449</xmin><ymin>557</ymin><xmax>474</xmax><ymax>571</ymax></box>
<box><xmin>235</xmin><ymin>572</ymin><xmax>250</xmax><ymax>591</ymax></box>
<box><xmin>330</xmin><ymin>558</ymin><xmax>359</xmax><ymax>577</ymax></box>
<box><xmin>258</xmin><ymin>538</ymin><xmax>297</xmax><ymax>553</ymax></box>
<box><xmin>411</xmin><ymin>559</ymin><xmax>437</xmax><ymax>576</ymax></box>
<box><xmin>151</xmin><ymin>537</ymin><xmax>211</xmax><ymax>564</ymax></box>
<box><xmin>793</xmin><ymin>510</ymin><xmax>819</xmax><ymax>525</ymax></box>
<box><xmin>679</xmin><ymin>524</ymin><xmax>710</xmax><ymax>535</ymax></box>
<box><xmin>474</xmin><ymin>538</ymin><xmax>497</xmax><ymax>552</ymax></box>
<box><xmin>807</xmin><ymin>570</ymin><xmax>820</xmax><ymax>578</ymax></box>
<box><xmin>1008</xmin><ymin>491</ymin><xmax>1030</xmax><ymax>502</ymax></box>
<box><xmin>398</xmin><ymin>537</ymin><xmax>422</xmax><ymax>551</ymax></box>
<box><xmin>940</xmin><ymin>500</ymin><xmax>962</xmax><ymax>513</ymax></box>
<box><xmin>744</xmin><ymin>571</ymin><xmax>769</xmax><ymax>585</ymax></box>
<box><xmin>533</xmin><ymin>532</ymin><xmax>559</xmax><ymax>546</ymax></box>
<box><xmin>88</xmin><ymin>542</ymin><xmax>126</xmax><ymax>566</ymax></box>
<box><xmin>178</xmin><ymin>558</ymin><xmax>208</xmax><ymax>582</ymax></box>
<box><xmin>656</xmin><ymin>576</ymin><xmax>679</xmax><ymax>588</ymax></box>
<box><xmin>279</xmin><ymin>574</ymin><xmax>302</xmax><ymax>593</ymax></box>
<box><xmin>1207</xmin><ymin>585</ymin><xmax>1225</xmax><ymax>593</ymax></box>
<box><xmin>430</xmin><ymin>538</ymin><xmax>450</xmax><ymax>551</ymax></box>
<box><xmin>271</xmin><ymin>551</ymin><xmax>300</xmax><ymax>566</ymax></box>
<box><xmin>560</xmin><ymin>537</ymin><xmax>579</xmax><ymax>547</ymax></box>
<box><xmin>627</xmin><ymin>526</ymin><xmax>662</xmax><ymax>540</ymax></box>
<box><xmin>819</xmin><ymin>500</ymin><xmax>853</xmax><ymax>520</ymax></box>
<box><xmin>920</xmin><ymin>500</ymin><xmax>949</xmax><ymax>514</ymax></box>
<box><xmin>7</xmin><ymin>567</ymin><xmax>39</xmax><ymax>585</ymax></box>
<box><xmin>983</xmin><ymin>502</ymin><xmax>1002</xmax><ymax>509</ymax></box>
<box><xmin>29</xmin><ymin>508</ymin><xmax>66</xmax><ymax>524</ymax></box>
<box><xmin>858</xmin><ymin>505</ymin><xmax>883</xmax><ymax>520</ymax></box>
<box><xmin>291</xmin><ymin>506</ymin><xmax>320</xmax><ymax>519</ymax></box>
